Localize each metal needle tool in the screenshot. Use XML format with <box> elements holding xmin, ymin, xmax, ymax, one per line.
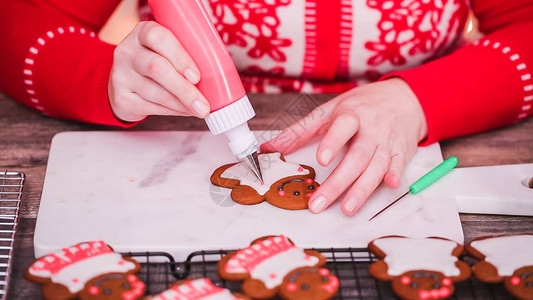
<box><xmin>368</xmin><ymin>156</ymin><xmax>459</xmax><ymax>221</ymax></box>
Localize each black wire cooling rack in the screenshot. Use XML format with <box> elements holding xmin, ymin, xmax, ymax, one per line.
<box><xmin>123</xmin><ymin>248</ymin><xmax>515</xmax><ymax>300</ymax></box>
<box><xmin>0</xmin><ymin>171</ymin><xmax>24</xmax><ymax>300</ymax></box>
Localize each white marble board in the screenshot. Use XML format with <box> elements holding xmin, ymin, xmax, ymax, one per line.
<box><xmin>34</xmin><ymin>131</ymin><xmax>464</xmax><ymax>260</ymax></box>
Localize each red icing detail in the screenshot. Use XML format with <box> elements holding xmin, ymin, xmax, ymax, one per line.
<box><xmin>511</xmin><ymin>276</ymin><xmax>521</xmax><ymax>285</ymax></box>
<box><xmin>439</xmin><ymin>287</ymin><xmax>450</xmax><ymax>297</ymax></box>
<box><xmin>298</xmin><ymin>166</ymin><xmax>304</xmax><ymax>172</ymax></box>
<box><xmin>305</xmin><ymin>192</ymin><xmax>314</xmax><ymax>198</ymax></box>
<box><xmin>122</xmin><ymin>276</ymin><xmax>145</xmax><ymax>300</ymax></box>
<box><xmin>304</xmin><ymin>254</ymin><xmax>311</xmax><ymax>261</ymax></box>
<box><xmin>322</xmin><ymin>275</ymin><xmax>339</xmax><ymax>293</ymax></box>
<box><xmin>319</xmin><ymin>268</ymin><xmax>329</xmax><ymax>276</ymax></box>
<box><xmin>118</xmin><ymin>260</ymin><xmax>124</xmax><ymax>265</ymax></box>
<box><xmin>278</xmin><ymin>190</ymin><xmax>286</xmax><ymax>196</ymax></box>
<box><xmin>286</xmin><ymin>283</ymin><xmax>298</xmax><ymax>292</ymax></box>
<box><xmin>401</xmin><ymin>276</ymin><xmax>411</xmax><ymax>285</ymax></box>
<box><xmin>30</xmin><ymin>241</ymin><xmax>112</xmax><ymax>275</ymax></box>
<box><xmin>224</xmin><ymin>235</ymin><xmax>295</xmax><ymax>273</ymax></box>
<box><xmin>419</xmin><ymin>290</ymin><xmax>430</xmax><ymax>300</ymax></box>
<box><xmin>270</xmin><ymin>273</ymin><xmax>277</xmax><ymax>279</ymax></box>
<box><xmin>89</xmin><ymin>286</ymin><xmax>99</xmax><ymax>295</ymax></box>
<box><xmin>306</xmin><ymin>179</ymin><xmax>313</xmax><ymax>184</ymax></box>
<box><xmin>72</xmin><ymin>278</ymin><xmax>79</xmax><ymax>283</ymax></box>
<box><xmin>442</xmin><ymin>278</ymin><xmax>452</xmax><ymax>286</ymax></box>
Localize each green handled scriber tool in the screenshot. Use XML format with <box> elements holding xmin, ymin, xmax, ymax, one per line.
<box><xmin>368</xmin><ymin>156</ymin><xmax>459</xmax><ymax>221</ymax></box>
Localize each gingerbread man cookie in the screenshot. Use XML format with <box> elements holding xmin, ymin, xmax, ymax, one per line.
<box><xmin>466</xmin><ymin>234</ymin><xmax>533</xmax><ymax>300</ymax></box>
<box><xmin>210</xmin><ymin>152</ymin><xmax>320</xmax><ymax>210</ymax></box>
<box><xmin>147</xmin><ymin>278</ymin><xmax>250</xmax><ymax>299</ymax></box>
<box><xmin>25</xmin><ymin>241</ymin><xmax>145</xmax><ymax>300</ymax></box>
<box><xmin>218</xmin><ymin>235</ymin><xmax>338</xmax><ymax>300</ymax></box>
<box><xmin>368</xmin><ymin>236</ymin><xmax>471</xmax><ymax>300</ymax></box>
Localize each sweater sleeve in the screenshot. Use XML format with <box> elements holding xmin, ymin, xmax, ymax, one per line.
<box><xmin>0</xmin><ymin>0</ymin><xmax>134</xmax><ymax>127</ymax></box>
<box><xmin>382</xmin><ymin>0</ymin><xmax>533</xmax><ymax>145</ymax></box>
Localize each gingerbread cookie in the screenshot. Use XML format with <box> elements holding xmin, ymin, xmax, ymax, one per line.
<box><xmin>25</xmin><ymin>241</ymin><xmax>145</xmax><ymax>300</ymax></box>
<box><xmin>466</xmin><ymin>234</ymin><xmax>533</xmax><ymax>300</ymax></box>
<box><xmin>368</xmin><ymin>236</ymin><xmax>471</xmax><ymax>300</ymax></box>
<box><xmin>218</xmin><ymin>235</ymin><xmax>338</xmax><ymax>299</ymax></box>
<box><xmin>210</xmin><ymin>152</ymin><xmax>320</xmax><ymax>210</ymax></box>
<box><xmin>147</xmin><ymin>278</ymin><xmax>250</xmax><ymax>299</ymax></box>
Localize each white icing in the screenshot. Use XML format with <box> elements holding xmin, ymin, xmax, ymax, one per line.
<box><xmin>220</xmin><ymin>152</ymin><xmax>309</xmax><ymax>195</ymax></box>
<box><xmin>373</xmin><ymin>237</ymin><xmax>460</xmax><ymax>276</ymax></box>
<box><xmin>250</xmin><ymin>247</ymin><xmax>319</xmax><ymax>289</ymax></box>
<box><xmin>152</xmin><ymin>278</ymin><xmax>236</xmax><ymax>300</ymax></box>
<box><xmin>470</xmin><ymin>235</ymin><xmax>533</xmax><ymax>276</ymax></box>
<box><xmin>48</xmin><ymin>253</ymin><xmax>136</xmax><ymax>293</ymax></box>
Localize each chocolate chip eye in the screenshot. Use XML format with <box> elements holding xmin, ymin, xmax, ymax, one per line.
<box><xmin>410</xmin><ymin>282</ymin><xmax>419</xmax><ymax>288</ymax></box>
<box><xmin>293</xmin><ymin>191</ymin><xmax>300</xmax><ymax>196</ymax></box>
<box><xmin>301</xmin><ymin>283</ymin><xmax>310</xmax><ymax>290</ymax></box>
<box><xmin>122</xmin><ymin>282</ymin><xmax>131</xmax><ymax>289</ymax></box>
<box><xmin>321</xmin><ymin>276</ymin><xmax>329</xmax><ymax>282</ymax></box>
<box><xmin>432</xmin><ymin>283</ymin><xmax>441</xmax><ymax>289</ymax></box>
<box><xmin>103</xmin><ymin>288</ymin><xmax>112</xmax><ymax>295</ymax></box>
<box><xmin>308</xmin><ymin>185</ymin><xmax>315</xmax><ymax>190</ymax></box>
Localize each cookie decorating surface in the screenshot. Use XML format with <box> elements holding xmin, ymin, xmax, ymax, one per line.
<box><xmin>220</xmin><ymin>153</ymin><xmax>310</xmax><ymax>195</ymax></box>
<box><xmin>470</xmin><ymin>235</ymin><xmax>533</xmax><ymax>277</ymax></box>
<box><xmin>373</xmin><ymin>237</ymin><xmax>461</xmax><ymax>277</ymax></box>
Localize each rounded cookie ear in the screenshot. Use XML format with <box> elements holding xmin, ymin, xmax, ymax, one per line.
<box><xmin>41</xmin><ymin>281</ymin><xmax>75</xmax><ymax>300</ymax></box>
<box><xmin>210</xmin><ymin>163</ymin><xmax>241</xmax><ymax>188</ymax></box>
<box><xmin>122</xmin><ymin>257</ymin><xmax>141</xmax><ymax>273</ymax></box>
<box><xmin>231</xmin><ymin>185</ymin><xmax>265</xmax><ymax>205</ymax></box>
<box><xmin>368</xmin><ymin>260</ymin><xmax>395</xmax><ymax>281</ymax></box>
<box><xmin>300</xmin><ymin>164</ymin><xmax>316</xmax><ymax>179</ymax></box>
<box><xmin>471</xmin><ymin>261</ymin><xmax>503</xmax><ymax>283</ymax></box>
<box><xmin>450</xmin><ymin>260</ymin><xmax>472</xmax><ymax>282</ymax></box>
<box><xmin>303</xmin><ymin>249</ymin><xmax>327</xmax><ymax>267</ymax></box>
<box><xmin>218</xmin><ymin>251</ymin><xmax>250</xmax><ymax>281</ymax></box>
<box><xmin>241</xmin><ymin>277</ymin><xmax>278</xmax><ymax>299</ymax></box>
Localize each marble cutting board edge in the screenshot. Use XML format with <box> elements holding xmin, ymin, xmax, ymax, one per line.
<box><xmin>34</xmin><ymin>131</ymin><xmax>464</xmax><ymax>260</ymax></box>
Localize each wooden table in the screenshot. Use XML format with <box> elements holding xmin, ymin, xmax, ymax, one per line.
<box><xmin>1</xmin><ymin>92</ymin><xmax>532</xmax><ymax>299</ymax></box>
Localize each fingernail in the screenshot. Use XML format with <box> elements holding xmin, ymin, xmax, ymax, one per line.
<box><xmin>343</xmin><ymin>197</ymin><xmax>360</xmax><ymax>215</ymax></box>
<box><xmin>320</xmin><ymin>149</ymin><xmax>333</xmax><ymax>165</ymax></box>
<box><xmin>184</xmin><ymin>68</ymin><xmax>200</xmax><ymax>84</ymax></box>
<box><xmin>310</xmin><ymin>196</ymin><xmax>327</xmax><ymax>214</ymax></box>
<box><xmin>192</xmin><ymin>99</ymin><xmax>209</xmax><ymax>118</ymax></box>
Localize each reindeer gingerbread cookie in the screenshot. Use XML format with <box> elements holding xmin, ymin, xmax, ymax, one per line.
<box><xmin>25</xmin><ymin>241</ymin><xmax>145</xmax><ymax>300</ymax></box>
<box><xmin>218</xmin><ymin>235</ymin><xmax>339</xmax><ymax>300</ymax></box>
<box><xmin>147</xmin><ymin>278</ymin><xmax>250</xmax><ymax>300</ymax></box>
<box><xmin>368</xmin><ymin>236</ymin><xmax>471</xmax><ymax>300</ymax></box>
<box><xmin>210</xmin><ymin>152</ymin><xmax>320</xmax><ymax>210</ymax></box>
<box><xmin>466</xmin><ymin>234</ymin><xmax>533</xmax><ymax>300</ymax></box>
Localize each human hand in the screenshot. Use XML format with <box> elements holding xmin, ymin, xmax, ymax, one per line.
<box><xmin>261</xmin><ymin>78</ymin><xmax>428</xmax><ymax>216</ymax></box>
<box><xmin>108</xmin><ymin>21</ymin><xmax>210</xmax><ymax>122</ymax></box>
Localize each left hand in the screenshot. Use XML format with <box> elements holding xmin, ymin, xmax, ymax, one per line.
<box><xmin>261</xmin><ymin>78</ymin><xmax>428</xmax><ymax>216</ymax></box>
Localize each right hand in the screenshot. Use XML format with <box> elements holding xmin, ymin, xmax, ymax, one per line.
<box><xmin>108</xmin><ymin>21</ymin><xmax>210</xmax><ymax>122</ymax></box>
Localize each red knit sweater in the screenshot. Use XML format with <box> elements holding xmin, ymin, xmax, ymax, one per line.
<box><xmin>0</xmin><ymin>0</ymin><xmax>532</xmax><ymax>145</ymax></box>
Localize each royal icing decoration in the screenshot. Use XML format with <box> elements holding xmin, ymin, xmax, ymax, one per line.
<box><xmin>152</xmin><ymin>278</ymin><xmax>237</xmax><ymax>300</ymax></box>
<box><xmin>28</xmin><ymin>241</ymin><xmax>136</xmax><ymax>293</ymax></box>
<box><xmin>470</xmin><ymin>235</ymin><xmax>533</xmax><ymax>276</ymax></box>
<box><xmin>220</xmin><ymin>153</ymin><xmax>309</xmax><ymax>195</ymax></box>
<box><xmin>373</xmin><ymin>237</ymin><xmax>460</xmax><ymax>277</ymax></box>
<box><xmin>225</xmin><ymin>235</ymin><xmax>318</xmax><ymax>289</ymax></box>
